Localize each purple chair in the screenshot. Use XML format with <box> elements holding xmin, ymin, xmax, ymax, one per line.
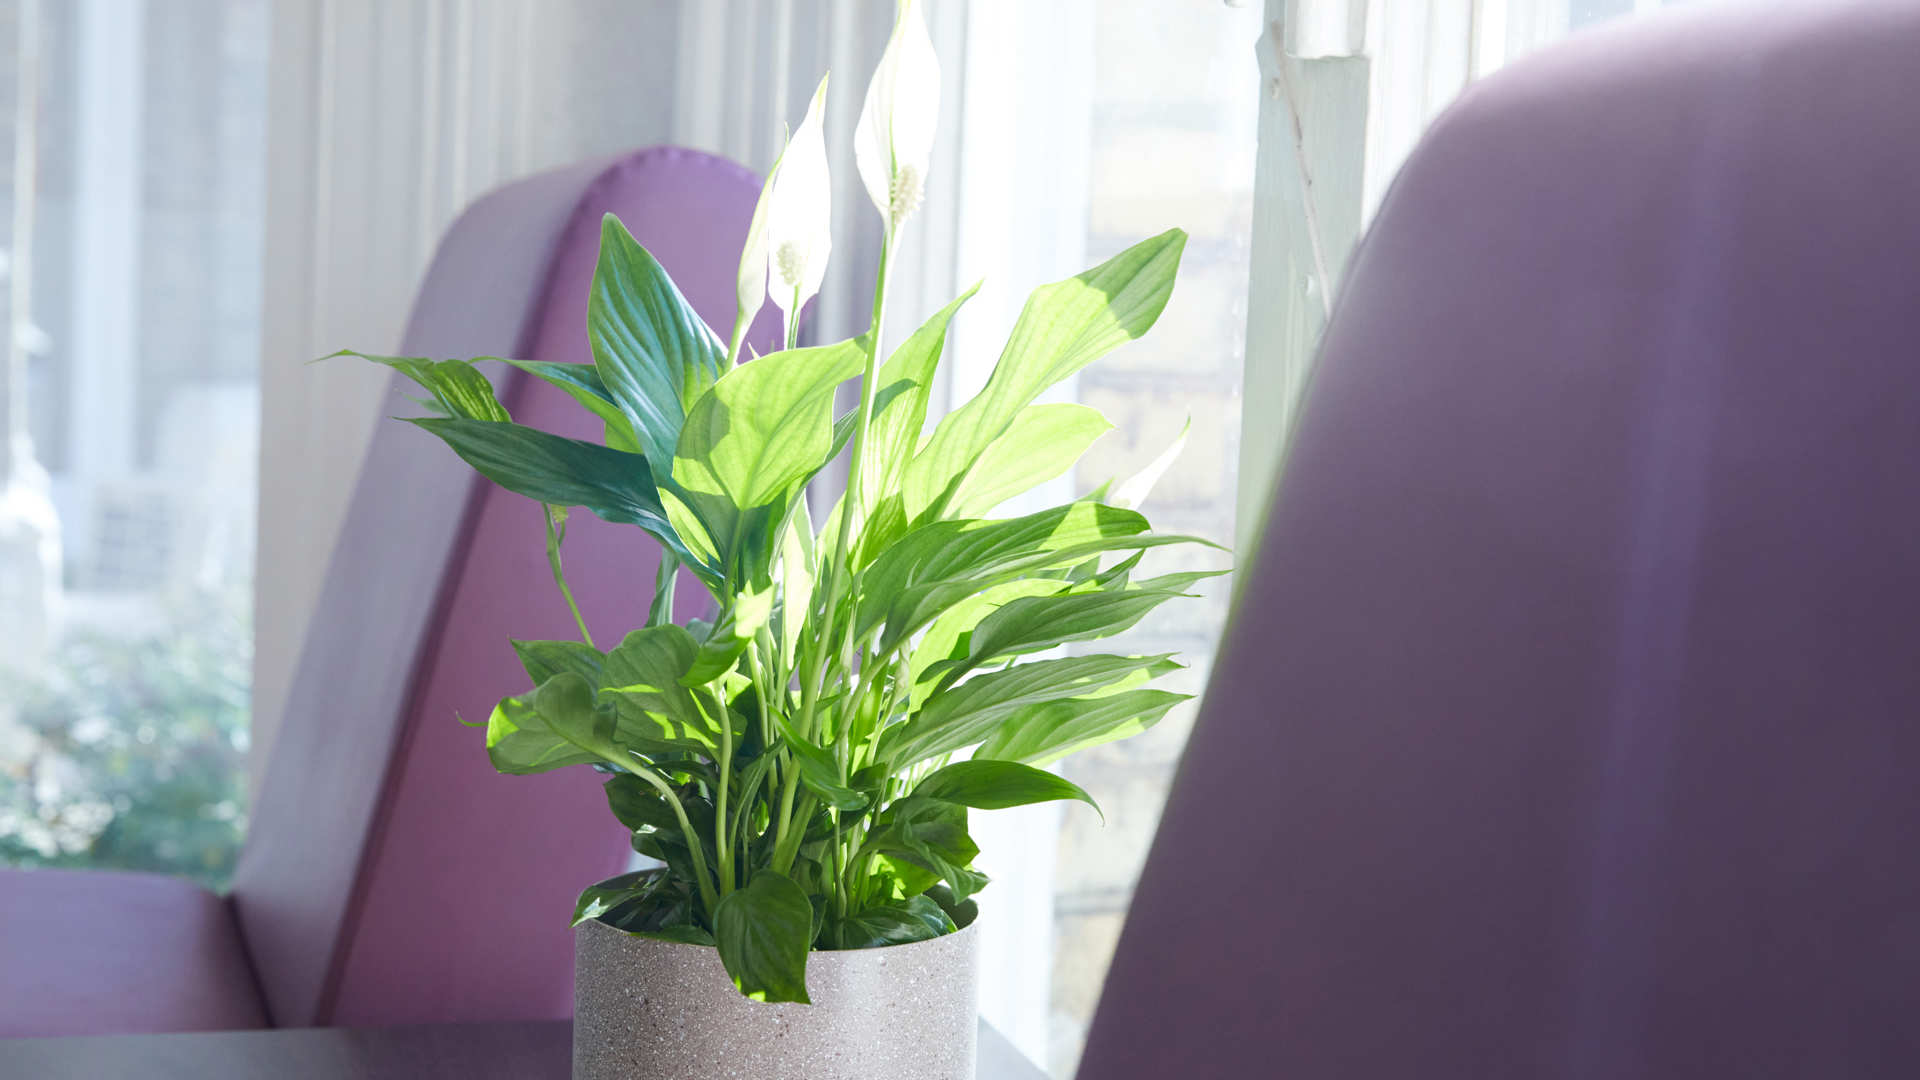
<box><xmin>0</xmin><ymin>147</ymin><xmax>776</xmax><ymax>1038</ymax></box>
<box><xmin>1082</xmin><ymin>3</ymin><xmax>1920</xmax><ymax>1077</ymax></box>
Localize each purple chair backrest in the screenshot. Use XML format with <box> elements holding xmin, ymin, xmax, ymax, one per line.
<box><xmin>1082</xmin><ymin>4</ymin><xmax>1920</xmax><ymax>1077</ymax></box>
<box><xmin>231</xmin><ymin>148</ymin><xmax>778</xmax><ymax>1028</ymax></box>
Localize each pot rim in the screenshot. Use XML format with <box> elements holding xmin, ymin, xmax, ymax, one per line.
<box><xmin>579</xmin><ymin>911</ymin><xmax>982</xmax><ymax>960</ymax></box>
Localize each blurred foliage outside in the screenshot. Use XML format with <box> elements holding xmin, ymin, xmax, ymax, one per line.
<box><xmin>0</xmin><ymin>589</ymin><xmax>250</xmax><ymax>889</ymax></box>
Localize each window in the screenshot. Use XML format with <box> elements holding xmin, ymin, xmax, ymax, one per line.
<box><xmin>0</xmin><ymin>0</ymin><xmax>267</xmax><ymax>889</ymax></box>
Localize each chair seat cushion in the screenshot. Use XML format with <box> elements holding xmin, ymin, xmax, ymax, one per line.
<box><xmin>0</xmin><ymin>868</ymin><xmax>267</xmax><ymax>1036</ymax></box>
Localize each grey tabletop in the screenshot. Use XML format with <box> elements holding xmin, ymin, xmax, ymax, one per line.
<box><xmin>0</xmin><ymin>1018</ymin><xmax>1047</xmax><ymax>1079</ymax></box>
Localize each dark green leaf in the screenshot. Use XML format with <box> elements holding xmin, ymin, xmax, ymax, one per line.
<box><xmin>714</xmin><ymin>870</ymin><xmax>815</xmax><ymax>1003</ymax></box>
<box><xmin>603</xmin><ymin>773</ymin><xmax>680</xmax><ymax>833</ymax></box>
<box><xmin>403</xmin><ymin>417</ymin><xmax>710</xmax><ymax>576</ymax></box>
<box><xmin>588</xmin><ymin>214</ymin><xmax>727</xmax><ymax>468</ymax></box>
<box><xmin>494</xmin><ymin>357</ymin><xmax>642</xmax><ymax>454</ymax></box>
<box><xmin>572</xmin><ymin>869</ymin><xmax>660</xmax><ymax>927</ymax></box>
<box><xmin>924</xmin><ymin>884</ymin><xmax>979</xmax><ymax>931</ymax></box>
<box><xmin>827</xmin><ymin>895</ymin><xmax>953</xmax><ymax>950</ymax></box>
<box><xmin>509</xmin><ymin>639</ymin><xmax>605</xmax><ymax>687</ymax></box>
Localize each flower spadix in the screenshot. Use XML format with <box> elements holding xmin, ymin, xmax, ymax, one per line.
<box><xmin>766</xmin><ymin>74</ymin><xmax>834</xmax><ymax>325</ymax></box>
<box><xmin>854</xmin><ymin>0</ymin><xmax>940</xmax><ymax>229</ymax></box>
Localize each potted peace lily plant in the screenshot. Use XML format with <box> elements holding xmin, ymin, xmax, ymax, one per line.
<box><xmin>343</xmin><ymin>3</ymin><xmax>1218</xmax><ymax>1077</ymax></box>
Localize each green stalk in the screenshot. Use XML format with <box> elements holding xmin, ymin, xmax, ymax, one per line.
<box><xmin>708</xmin><ymin>690</ymin><xmax>735</xmax><ymax>896</ymax></box>
<box><xmin>543</xmin><ymin>505</ymin><xmax>594</xmax><ymax>648</ymax></box>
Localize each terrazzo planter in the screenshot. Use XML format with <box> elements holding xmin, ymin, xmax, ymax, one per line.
<box><xmin>573</xmin><ymin>917</ymin><xmax>980</xmax><ymax>1080</ymax></box>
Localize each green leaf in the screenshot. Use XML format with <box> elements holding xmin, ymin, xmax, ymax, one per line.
<box><xmin>940</xmin><ymin>403</ymin><xmax>1112</xmax><ymax>520</ymax></box>
<box><xmin>714</xmin><ymin>870</ymin><xmax>815</xmax><ymax>1003</ymax></box>
<box><xmin>923</xmin><ymin>884</ymin><xmax>979</xmax><ymax>931</ymax></box>
<box><xmin>681</xmin><ymin>586</ymin><xmax>773</xmax><ymax>686</ymax></box>
<box><xmin>879</xmin><ymin>653</ymin><xmax>1180</xmax><ymax>768</ymax></box>
<box><xmin>899</xmin><ymin>230</ymin><xmax>1185</xmax><ymax>524</ymax></box>
<box><xmin>773</xmin><ymin>715</ymin><xmax>867</xmax><ymax>812</ymax></box>
<box><xmin>827</xmin><ymin>895</ymin><xmax>953</xmax><ymax>950</ymax></box>
<box><xmin>494</xmin><ymin>357</ymin><xmax>642</xmax><ymax>454</ymax></box>
<box><xmin>484</xmin><ymin>672</ymin><xmax>612</xmax><ymax>774</ymax></box>
<box><xmin>912</xmin><ymin>759</ymin><xmax>1100</xmax><ymax>817</ymax></box>
<box><xmin>930</xmin><ymin>570</ymin><xmax>1218</xmax><ymax>689</ymax></box>
<box><xmin>572</xmin><ymin>870</ymin><xmax>659</xmax><ymax>927</ymax></box>
<box><xmin>338</xmin><ymin>351</ymin><xmax>511</xmax><ymax>422</ymax></box>
<box><xmin>403</xmin><ymin>417</ymin><xmax>709</xmax><ymax>576</ymax></box>
<box><xmin>668</xmin><ymin>339</ymin><xmax>864</xmax><ymax>577</ymax></box>
<box><xmin>627</xmin><ymin>924</ymin><xmax>718</xmax><ymax>946</ymax></box>
<box><xmin>858</xmin><ymin>798</ymin><xmax>985</xmax><ymax>903</ymax></box>
<box><xmin>906</xmin><ymin>579</ymin><xmax>1062</xmax><ymax>711</ymax></box>
<box><xmin>509</xmin><ymin>639</ymin><xmax>605</xmax><ymax>687</ymax></box>
<box><xmin>599</xmin><ymin>626</ymin><xmax>729</xmax><ymax>755</ymax></box>
<box><xmin>858</xmin><ymin>501</ymin><xmax>1208</xmax><ymax>653</ymax></box>
<box><xmin>603</xmin><ymin>773</ymin><xmax>681</xmax><ymax>833</ymax></box>
<box><xmin>588</xmin><ymin>214</ymin><xmax>727</xmax><ymax>468</ymax></box>
<box><xmin>976</xmin><ymin>687</ymin><xmax>1189</xmax><ymax>767</ymax></box>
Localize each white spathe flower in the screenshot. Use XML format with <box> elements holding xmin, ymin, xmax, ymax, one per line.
<box><xmin>731</xmin><ymin>135</ymin><xmax>785</xmax><ymax>360</ymax></box>
<box><xmin>767</xmin><ymin>74</ymin><xmax>833</xmax><ymax>322</ymax></box>
<box><xmin>854</xmin><ymin>0</ymin><xmax>940</xmax><ymax>229</ymax></box>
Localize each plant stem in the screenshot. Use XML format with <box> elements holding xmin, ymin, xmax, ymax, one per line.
<box><xmin>543</xmin><ymin>506</ymin><xmax>594</xmax><ymax>648</ymax></box>
<box><xmin>709</xmin><ymin>690</ymin><xmax>735</xmax><ymax>896</ymax></box>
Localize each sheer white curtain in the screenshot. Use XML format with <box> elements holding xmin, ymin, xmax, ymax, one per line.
<box><xmin>1240</xmin><ymin>0</ymin><xmax>1700</xmax><ymax>545</ymax></box>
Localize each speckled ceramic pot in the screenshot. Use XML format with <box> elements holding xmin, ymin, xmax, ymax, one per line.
<box><xmin>572</xmin><ymin>917</ymin><xmax>979</xmax><ymax>1080</ymax></box>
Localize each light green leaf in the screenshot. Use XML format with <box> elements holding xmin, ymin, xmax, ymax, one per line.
<box><xmin>941</xmin><ymin>403</ymin><xmax>1112</xmax><ymax>520</ymax></box>
<box><xmin>403</xmin><ymin>417</ymin><xmax>708</xmax><ymax>576</ymax></box>
<box><xmin>668</xmin><ymin>339</ymin><xmax>864</xmax><ymax>577</ymax></box>
<box><xmin>484</xmin><ymin>672</ymin><xmax>612</xmax><ymax>774</ymax></box>
<box><xmin>912</xmin><ymin>759</ymin><xmax>1100</xmax><ymax>817</ymax></box>
<box><xmin>714</xmin><ymin>871</ymin><xmax>815</xmax><ymax>1003</ymax></box>
<box><xmin>509</xmin><ymin>639</ymin><xmax>605</xmax><ymax>687</ymax></box>
<box><xmin>976</xmin><ymin>687</ymin><xmax>1188</xmax><ymax>767</ymax></box>
<box><xmin>588</xmin><ymin>214</ymin><xmax>727</xmax><ymax>468</ymax></box>
<box><xmin>494</xmin><ymin>357</ymin><xmax>642</xmax><ymax>454</ymax></box>
<box><xmin>899</xmin><ymin>230</ymin><xmax>1185</xmax><ymax>524</ymax></box>
<box><xmin>682</xmin><ymin>585</ymin><xmax>774</xmax><ymax>686</ymax></box>
<box><xmin>599</xmin><ymin>626</ymin><xmax>728</xmax><ymax>755</ymax></box>
<box><xmin>878</xmin><ymin>653</ymin><xmax>1180</xmax><ymax>768</ymax></box>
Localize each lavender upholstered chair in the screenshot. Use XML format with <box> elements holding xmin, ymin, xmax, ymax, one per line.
<box><xmin>0</xmin><ymin>147</ymin><xmax>775</xmax><ymax>1037</ymax></box>
<box><xmin>1082</xmin><ymin>3</ymin><xmax>1920</xmax><ymax>1077</ymax></box>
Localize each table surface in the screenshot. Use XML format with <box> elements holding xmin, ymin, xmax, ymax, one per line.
<box><xmin>0</xmin><ymin>1018</ymin><xmax>1046</xmax><ymax>1080</ymax></box>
